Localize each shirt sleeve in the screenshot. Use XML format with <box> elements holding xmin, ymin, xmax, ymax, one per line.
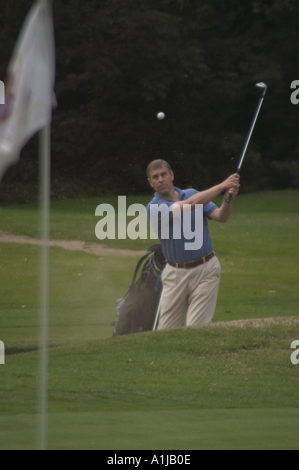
<box><xmin>184</xmin><ymin>189</ymin><xmax>218</xmax><ymax>218</ymax></box>
<box><xmin>203</xmin><ymin>201</ymin><xmax>218</xmax><ymax>218</ymax></box>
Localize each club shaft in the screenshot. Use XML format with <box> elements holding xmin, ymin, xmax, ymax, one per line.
<box><xmin>227</xmin><ymin>85</ymin><xmax>267</xmax><ymax>203</ymax></box>
<box><xmin>153</xmin><ymin>291</ymin><xmax>163</xmax><ymax>331</ymax></box>
<box><xmin>237</xmin><ymin>92</ymin><xmax>266</xmax><ymax>172</ymax></box>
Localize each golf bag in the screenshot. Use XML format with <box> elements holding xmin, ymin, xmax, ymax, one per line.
<box><xmin>113</xmin><ymin>244</ymin><xmax>166</xmax><ymax>336</ymax></box>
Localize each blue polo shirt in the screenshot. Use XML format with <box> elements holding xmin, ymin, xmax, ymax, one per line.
<box><xmin>146</xmin><ymin>187</ymin><xmax>218</xmax><ymax>264</ymax></box>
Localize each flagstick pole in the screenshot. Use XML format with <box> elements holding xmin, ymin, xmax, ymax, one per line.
<box><xmin>38</xmin><ymin>123</ymin><xmax>51</xmax><ymax>450</ymax></box>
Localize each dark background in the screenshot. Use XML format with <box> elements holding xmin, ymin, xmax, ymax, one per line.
<box><xmin>0</xmin><ymin>0</ymin><xmax>298</xmax><ymax>202</ymax></box>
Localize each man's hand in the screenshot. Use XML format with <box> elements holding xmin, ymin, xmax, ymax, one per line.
<box><xmin>224</xmin><ymin>186</ymin><xmax>240</xmax><ymax>201</ymax></box>
<box><xmin>209</xmin><ymin>174</ymin><xmax>240</xmax><ymax>223</ymax></box>
<box><xmin>222</xmin><ymin>173</ymin><xmax>240</xmax><ymax>201</ymax></box>
<box><xmin>222</xmin><ymin>173</ymin><xmax>240</xmax><ymax>191</ymax></box>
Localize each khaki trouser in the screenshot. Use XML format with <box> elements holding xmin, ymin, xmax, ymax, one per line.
<box><xmin>157</xmin><ymin>255</ymin><xmax>221</xmax><ymax>330</ymax></box>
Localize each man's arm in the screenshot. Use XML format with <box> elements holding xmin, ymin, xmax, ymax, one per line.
<box><xmin>174</xmin><ymin>174</ymin><xmax>240</xmax><ymax>213</ymax></box>
<box><xmin>209</xmin><ymin>185</ymin><xmax>240</xmax><ymax>223</ymax></box>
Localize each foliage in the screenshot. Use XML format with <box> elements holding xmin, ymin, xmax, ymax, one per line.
<box><xmin>0</xmin><ymin>0</ymin><xmax>299</xmax><ymax>197</ymax></box>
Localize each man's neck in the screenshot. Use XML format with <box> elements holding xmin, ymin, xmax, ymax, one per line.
<box><xmin>157</xmin><ymin>188</ymin><xmax>180</xmax><ymax>202</ymax></box>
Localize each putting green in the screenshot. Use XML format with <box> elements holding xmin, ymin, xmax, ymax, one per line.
<box><xmin>1</xmin><ymin>408</ymin><xmax>298</xmax><ymax>450</ymax></box>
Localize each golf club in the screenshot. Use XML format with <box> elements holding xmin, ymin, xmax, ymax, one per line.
<box><xmin>227</xmin><ymin>82</ymin><xmax>267</xmax><ymax>203</ymax></box>
<box><xmin>152</xmin><ymin>291</ymin><xmax>163</xmax><ymax>331</ymax></box>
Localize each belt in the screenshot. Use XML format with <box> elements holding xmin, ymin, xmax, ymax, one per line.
<box><xmin>167</xmin><ymin>252</ymin><xmax>215</xmax><ymax>269</ymax></box>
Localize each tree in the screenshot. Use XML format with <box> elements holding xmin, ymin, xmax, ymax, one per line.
<box><xmin>0</xmin><ymin>0</ymin><xmax>298</xmax><ymax>200</ymax></box>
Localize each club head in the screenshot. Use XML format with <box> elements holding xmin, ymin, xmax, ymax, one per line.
<box><xmin>255</xmin><ymin>82</ymin><xmax>267</xmax><ymax>89</ymax></box>
<box><xmin>255</xmin><ymin>82</ymin><xmax>267</xmax><ymax>96</ymax></box>
<box><xmin>256</xmin><ymin>82</ymin><xmax>267</xmax><ymax>93</ymax></box>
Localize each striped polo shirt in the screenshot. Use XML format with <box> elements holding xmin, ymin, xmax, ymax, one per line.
<box><xmin>147</xmin><ymin>187</ymin><xmax>218</xmax><ymax>264</ymax></box>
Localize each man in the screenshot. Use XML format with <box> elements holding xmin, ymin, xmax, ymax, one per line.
<box><xmin>146</xmin><ymin>159</ymin><xmax>240</xmax><ymax>330</ymax></box>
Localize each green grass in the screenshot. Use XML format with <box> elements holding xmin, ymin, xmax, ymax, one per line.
<box><xmin>1</xmin><ymin>190</ymin><xmax>298</xmax><ymax>328</ymax></box>
<box><xmin>1</xmin><ymin>408</ymin><xmax>299</xmax><ymax>450</ymax></box>
<box><xmin>1</xmin><ymin>319</ymin><xmax>299</xmax><ymax>449</ymax></box>
<box><xmin>0</xmin><ymin>190</ymin><xmax>299</xmax><ymax>449</ymax></box>
<box><xmin>0</xmin><ymin>243</ymin><xmax>138</xmax><ymax>346</ymax></box>
<box><xmin>0</xmin><ymin>195</ymin><xmax>156</xmax><ymax>249</ymax></box>
<box><xmin>0</xmin><ymin>189</ymin><xmax>298</xmax><ymax>249</ymax></box>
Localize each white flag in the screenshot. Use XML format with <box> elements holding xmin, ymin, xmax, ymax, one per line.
<box><xmin>0</xmin><ymin>0</ymin><xmax>56</xmax><ymax>181</ymax></box>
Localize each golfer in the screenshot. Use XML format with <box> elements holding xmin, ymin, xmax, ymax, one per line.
<box><xmin>146</xmin><ymin>159</ymin><xmax>240</xmax><ymax>329</ymax></box>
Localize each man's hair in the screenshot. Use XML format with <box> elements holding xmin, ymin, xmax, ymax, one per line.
<box><xmin>147</xmin><ymin>159</ymin><xmax>172</xmax><ymax>178</ymax></box>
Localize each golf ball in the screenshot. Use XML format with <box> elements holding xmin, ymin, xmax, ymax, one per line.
<box><xmin>157</xmin><ymin>112</ymin><xmax>165</xmax><ymax>120</ymax></box>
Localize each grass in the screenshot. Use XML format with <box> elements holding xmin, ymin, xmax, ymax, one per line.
<box><xmin>1</xmin><ymin>319</ymin><xmax>299</xmax><ymax>449</ymax></box>
<box><xmin>0</xmin><ymin>190</ymin><xmax>299</xmax><ymax>449</ymax></box>
<box><xmin>2</xmin><ymin>190</ymin><xmax>298</xmax><ymax>324</ymax></box>
<box><xmin>0</xmin><ymin>189</ymin><xmax>297</xmax><ymax>248</ymax></box>
<box><xmin>1</xmin><ymin>408</ymin><xmax>299</xmax><ymax>450</ymax></box>
<box><xmin>0</xmin><ymin>243</ymin><xmax>138</xmax><ymax>346</ymax></box>
<box><xmin>0</xmin><ymin>195</ymin><xmax>155</xmax><ymax>249</ymax></box>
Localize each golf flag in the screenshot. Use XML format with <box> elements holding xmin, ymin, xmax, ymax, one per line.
<box><xmin>0</xmin><ymin>0</ymin><xmax>56</xmax><ymax>181</ymax></box>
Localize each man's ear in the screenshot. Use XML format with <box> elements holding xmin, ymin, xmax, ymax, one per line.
<box><xmin>148</xmin><ymin>178</ymin><xmax>154</xmax><ymax>189</ymax></box>
<box><xmin>170</xmin><ymin>171</ymin><xmax>174</xmax><ymax>181</ymax></box>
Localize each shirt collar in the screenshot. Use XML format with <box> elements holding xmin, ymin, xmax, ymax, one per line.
<box><xmin>174</xmin><ymin>187</ymin><xmax>186</xmax><ymax>200</ymax></box>
<box><xmin>154</xmin><ymin>187</ymin><xmax>186</xmax><ymax>202</ymax></box>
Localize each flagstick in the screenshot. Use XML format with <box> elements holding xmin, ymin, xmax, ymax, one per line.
<box><xmin>38</xmin><ymin>123</ymin><xmax>51</xmax><ymax>450</ymax></box>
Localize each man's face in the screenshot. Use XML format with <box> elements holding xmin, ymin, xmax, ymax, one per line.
<box><xmin>148</xmin><ymin>165</ymin><xmax>174</xmax><ymax>197</ymax></box>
